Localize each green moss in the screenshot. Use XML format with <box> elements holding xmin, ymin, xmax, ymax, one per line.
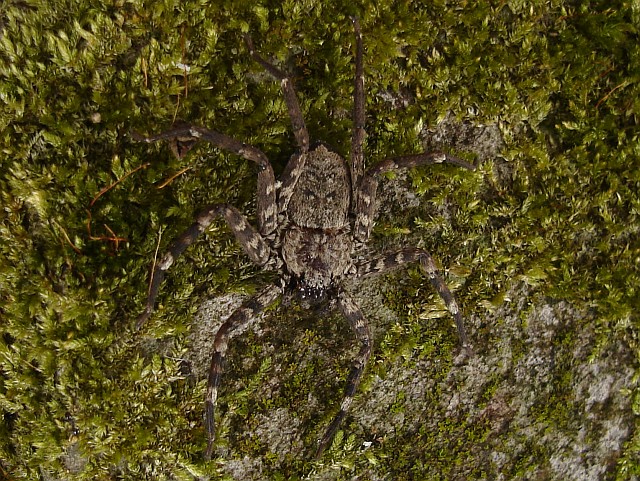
<box><xmin>1</xmin><ymin>0</ymin><xmax>639</xmax><ymax>479</ymax></box>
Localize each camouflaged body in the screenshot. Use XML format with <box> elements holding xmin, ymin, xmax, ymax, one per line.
<box><xmin>281</xmin><ymin>143</ymin><xmax>354</xmax><ymax>293</ymax></box>
<box><xmin>135</xmin><ymin>18</ymin><xmax>473</xmax><ymax>460</ymax></box>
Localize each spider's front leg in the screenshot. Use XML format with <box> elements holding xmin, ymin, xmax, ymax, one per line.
<box><xmin>315</xmin><ymin>291</ymin><xmax>372</xmax><ymax>459</ymax></box>
<box><xmin>346</xmin><ymin>17</ymin><xmax>475</xmax><ymax>242</ymax></box>
<box><xmin>243</xmin><ymin>35</ymin><xmax>309</xmax><ymax>153</ymax></box>
<box><xmin>133</xmin><ymin>123</ymin><xmax>278</xmax><ymax>235</ymax></box>
<box><xmin>350</xmin><ymin>16</ymin><xmax>366</xmax><ymax>209</ymax></box>
<box><xmin>205</xmin><ymin>284</ymin><xmax>282</xmax><ymax>460</ymax></box>
<box><xmin>136</xmin><ymin>204</ymin><xmax>271</xmax><ymax>328</ymax></box>
<box><xmin>354</xmin><ymin>153</ymin><xmax>476</xmax><ymax>242</ymax></box>
<box><xmin>356</xmin><ymin>247</ymin><xmax>471</xmax><ymax>349</ymax></box>
<box><xmin>243</xmin><ymin>34</ymin><xmax>313</xmax><ymax>213</ymax></box>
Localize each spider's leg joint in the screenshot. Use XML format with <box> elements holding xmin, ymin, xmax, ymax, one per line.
<box><xmin>243</xmin><ymin>34</ymin><xmax>255</xmax><ymax>54</ymax></box>
<box><xmin>263</xmin><ymin>204</ymin><xmax>277</xmax><ymax>230</ymax></box>
<box><xmin>344</xmin><ymin>264</ymin><xmax>357</xmax><ymax>277</ymax></box>
<box><xmin>213</xmin><ymin>334</ymin><xmax>229</xmax><ymax>352</ymax></box>
<box><xmin>197</xmin><ymin>210</ymin><xmax>217</xmax><ymax>227</ymax></box>
<box><xmin>247</xmin><ymin>233</ymin><xmax>262</xmax><ymax>251</ymax></box>
<box><xmin>158</xmin><ymin>252</ymin><xmax>174</xmax><ymax>270</ymax></box>
<box><xmin>265</xmin><ymin>180</ymin><xmax>275</xmax><ymax>196</ymax></box>
<box><xmin>420</xmin><ymin>254</ymin><xmax>438</xmax><ymax>277</ymax></box>
<box><xmin>448</xmin><ymin>299</ymin><xmax>460</xmax><ymax>315</ymax></box>
<box><xmin>340</xmin><ymin>396</ymin><xmax>354</xmax><ymax>411</ymax></box>
<box><xmin>355</xmin><ymin>212</ymin><xmax>372</xmax><ymax>232</ymax></box>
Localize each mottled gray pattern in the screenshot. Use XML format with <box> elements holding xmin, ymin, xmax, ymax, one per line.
<box><xmin>134</xmin><ymin>18</ymin><xmax>475</xmax><ymax>460</ymax></box>
<box><xmin>287</xmin><ymin>144</ymin><xmax>350</xmax><ymax>229</ymax></box>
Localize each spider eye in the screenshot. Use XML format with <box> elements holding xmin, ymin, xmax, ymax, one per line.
<box><xmin>302</xmin><ymin>286</ymin><xmax>324</xmax><ymax>301</ymax></box>
<box><xmin>293</xmin><ymin>278</ymin><xmax>326</xmax><ymax>304</ymax></box>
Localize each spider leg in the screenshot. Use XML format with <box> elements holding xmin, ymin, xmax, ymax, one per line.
<box><xmin>315</xmin><ymin>290</ymin><xmax>372</xmax><ymax>459</ymax></box>
<box><xmin>354</xmin><ymin>152</ymin><xmax>476</xmax><ymax>241</ymax></box>
<box><xmin>136</xmin><ymin>204</ymin><xmax>271</xmax><ymax>329</ymax></box>
<box><xmin>350</xmin><ymin>16</ymin><xmax>366</xmax><ymax>211</ymax></box>
<box><xmin>205</xmin><ymin>284</ymin><xmax>282</xmax><ymax>460</ymax></box>
<box><xmin>356</xmin><ymin>247</ymin><xmax>470</xmax><ymax>348</ymax></box>
<box><xmin>243</xmin><ymin>35</ymin><xmax>312</xmax><ymax>213</ymax></box>
<box><xmin>244</xmin><ymin>35</ymin><xmax>309</xmax><ymax>153</ymax></box>
<box><xmin>133</xmin><ymin>124</ymin><xmax>277</xmax><ymax>235</ymax></box>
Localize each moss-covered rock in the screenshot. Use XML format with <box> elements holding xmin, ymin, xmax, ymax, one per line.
<box><xmin>1</xmin><ymin>1</ymin><xmax>638</xmax><ymax>479</ymax></box>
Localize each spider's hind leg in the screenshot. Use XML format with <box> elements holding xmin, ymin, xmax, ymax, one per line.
<box><xmin>315</xmin><ymin>291</ymin><xmax>372</xmax><ymax>459</ymax></box>
<box><xmin>205</xmin><ymin>284</ymin><xmax>282</xmax><ymax>460</ymax></box>
<box><xmin>356</xmin><ymin>247</ymin><xmax>470</xmax><ymax>349</ymax></box>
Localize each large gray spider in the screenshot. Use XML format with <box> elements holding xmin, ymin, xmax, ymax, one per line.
<box><xmin>134</xmin><ymin>18</ymin><xmax>474</xmax><ymax>460</ymax></box>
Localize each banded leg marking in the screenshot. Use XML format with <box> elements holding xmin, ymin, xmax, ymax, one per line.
<box><xmin>356</xmin><ymin>247</ymin><xmax>470</xmax><ymax>348</ymax></box>
<box><xmin>276</xmin><ymin>151</ymin><xmax>306</xmax><ymax>215</ymax></box>
<box><xmin>133</xmin><ymin>124</ymin><xmax>278</xmax><ymax>235</ymax></box>
<box><xmin>136</xmin><ymin>204</ymin><xmax>270</xmax><ymax>329</ymax></box>
<box><xmin>204</xmin><ymin>284</ymin><xmax>282</xmax><ymax>460</ymax></box>
<box><xmin>243</xmin><ymin>34</ymin><xmax>312</xmax><ymax>215</ymax></box>
<box><xmin>315</xmin><ymin>291</ymin><xmax>372</xmax><ymax>459</ymax></box>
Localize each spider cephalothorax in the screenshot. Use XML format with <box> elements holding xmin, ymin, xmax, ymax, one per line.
<box><xmin>134</xmin><ymin>18</ymin><xmax>474</xmax><ymax>460</ymax></box>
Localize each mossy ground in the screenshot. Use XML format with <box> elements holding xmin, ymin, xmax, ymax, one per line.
<box><xmin>1</xmin><ymin>1</ymin><xmax>638</xmax><ymax>480</ymax></box>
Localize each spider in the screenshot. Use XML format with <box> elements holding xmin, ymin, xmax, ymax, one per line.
<box><xmin>134</xmin><ymin>18</ymin><xmax>475</xmax><ymax>460</ymax></box>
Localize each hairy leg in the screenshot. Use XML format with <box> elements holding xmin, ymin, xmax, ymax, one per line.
<box><xmin>205</xmin><ymin>284</ymin><xmax>282</xmax><ymax>460</ymax></box>
<box><xmin>243</xmin><ymin>34</ymin><xmax>312</xmax><ymax>214</ymax></box>
<box><xmin>354</xmin><ymin>152</ymin><xmax>476</xmax><ymax>241</ymax></box>
<box><xmin>356</xmin><ymin>247</ymin><xmax>470</xmax><ymax>349</ymax></box>
<box><xmin>137</xmin><ymin>204</ymin><xmax>271</xmax><ymax>328</ymax></box>
<box><xmin>315</xmin><ymin>290</ymin><xmax>372</xmax><ymax>459</ymax></box>
<box><xmin>244</xmin><ymin>35</ymin><xmax>309</xmax><ymax>153</ymax></box>
<box><xmin>133</xmin><ymin>124</ymin><xmax>278</xmax><ymax>235</ymax></box>
<box><xmin>350</xmin><ymin>16</ymin><xmax>366</xmax><ymax>212</ymax></box>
